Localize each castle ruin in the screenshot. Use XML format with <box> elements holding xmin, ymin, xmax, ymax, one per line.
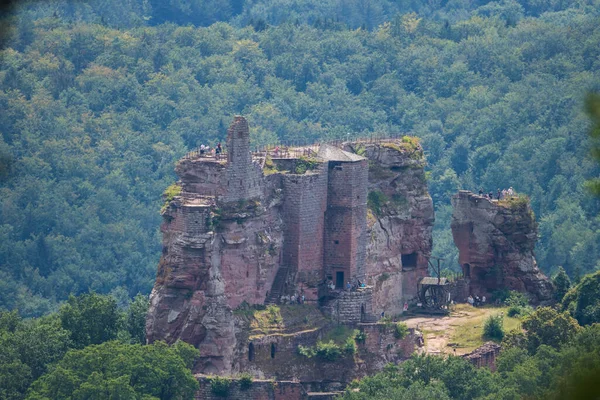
<box><xmin>146</xmin><ymin>116</ymin><xmax>434</xmax><ymax>379</ymax></box>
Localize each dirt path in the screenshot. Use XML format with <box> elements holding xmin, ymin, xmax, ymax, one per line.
<box><xmin>401</xmin><ymin>305</ymin><xmax>508</xmax><ymax>355</ymax></box>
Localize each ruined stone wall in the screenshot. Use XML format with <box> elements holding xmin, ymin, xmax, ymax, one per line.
<box><xmin>323</xmin><ymin>160</ymin><xmax>368</xmax><ymax>283</ymax></box>
<box><xmin>281</xmin><ymin>168</ymin><xmax>328</xmax><ymax>299</ymax></box>
<box><xmin>451</xmin><ymin>190</ymin><xmax>552</xmax><ymax>302</ymax></box>
<box><xmin>175</xmin><ymin>158</ymin><xmax>226</xmax><ymax>196</ymax></box>
<box><xmin>233</xmin><ymin>316</ymin><xmax>416</xmax><ymax>384</ymax></box>
<box><xmin>320</xmin><ymin>289</ymin><xmax>373</xmax><ymax>324</ymax></box>
<box><xmin>358</xmin><ymin>324</ymin><xmax>417</xmax><ymax>368</ymax></box>
<box><xmin>223</xmin><ymin>116</ymin><xmax>262</xmax><ymax>202</ymax></box>
<box><xmin>462</xmin><ymin>342</ymin><xmax>501</xmax><ymax>371</ymax></box>
<box><xmin>195</xmin><ymin>376</ymin><xmax>307</xmax><ymax>400</ymax></box>
<box><xmin>219</xmin><ymin>203</ymin><xmax>284</xmax><ymax>309</ymax></box>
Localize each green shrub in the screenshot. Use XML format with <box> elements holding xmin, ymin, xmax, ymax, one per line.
<box><xmin>483</xmin><ymin>314</ymin><xmax>505</xmax><ymax>341</ymax></box>
<box><xmin>266</xmin><ymin>305</ymin><xmax>281</xmax><ymax>324</ymax></box>
<box><xmin>344</xmin><ymin>336</ymin><xmax>357</xmax><ymax>355</ymax></box>
<box><xmin>507</xmin><ymin>305</ymin><xmax>521</xmax><ymax>317</ymax></box>
<box><xmin>507</xmin><ymin>305</ymin><xmax>533</xmax><ymax>318</ymax></box>
<box><xmin>394</xmin><ymin>322</ymin><xmax>409</xmax><ymax>339</ymax></box>
<box><xmin>505</xmin><ymin>291</ymin><xmax>528</xmax><ymax>308</ymax></box>
<box><xmin>354</xmin><ymin>330</ymin><xmax>368</xmax><ymax>343</ymax></box>
<box><xmin>210</xmin><ymin>376</ymin><xmax>231</xmax><ymax>397</ymax></box>
<box><xmin>297</xmin><ymin>344</ymin><xmax>315</xmax><ymax>358</ymax></box>
<box><xmin>238</xmin><ymin>373</ymin><xmax>253</xmax><ymax>391</ymax></box>
<box><xmin>315</xmin><ymin>340</ymin><xmax>342</xmax><ymax>361</ymax></box>
<box><xmin>161</xmin><ymin>183</ymin><xmax>182</xmax><ymax>212</ymax></box>
<box><xmin>492</xmin><ymin>289</ymin><xmax>510</xmax><ymax>303</ymax></box>
<box><xmin>367</xmin><ymin>190</ymin><xmax>389</xmax><ymax>216</ymax></box>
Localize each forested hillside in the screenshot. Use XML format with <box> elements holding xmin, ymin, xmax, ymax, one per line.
<box><xmin>1</xmin><ymin>0</ymin><xmax>599</xmax><ymax>315</ymax></box>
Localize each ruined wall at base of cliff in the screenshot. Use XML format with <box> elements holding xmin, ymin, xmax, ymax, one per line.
<box><xmin>195</xmin><ymin>376</ymin><xmax>307</xmax><ymax>400</ymax></box>
<box><xmin>343</xmin><ymin>141</ymin><xmax>434</xmax><ymax>316</ymax></box>
<box><xmin>451</xmin><ymin>190</ymin><xmax>552</xmax><ymax>302</ymax></box>
<box><xmin>232</xmin><ymin>314</ymin><xmax>418</xmax><ymax>384</ymax></box>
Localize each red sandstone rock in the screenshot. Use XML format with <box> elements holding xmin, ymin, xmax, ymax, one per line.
<box><xmin>345</xmin><ymin>142</ymin><xmax>434</xmax><ymax>316</ymax></box>
<box><xmin>462</xmin><ymin>341</ymin><xmax>501</xmax><ymax>371</ymax></box>
<box><xmin>451</xmin><ymin>190</ymin><xmax>552</xmax><ymax>302</ymax></box>
<box><xmin>146</xmin><ymin>118</ymin><xmax>434</xmax><ymax>379</ymax></box>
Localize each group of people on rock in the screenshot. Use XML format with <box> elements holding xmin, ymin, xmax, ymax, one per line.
<box><xmin>198</xmin><ymin>143</ymin><xmax>223</xmax><ymax>158</ymax></box>
<box><xmin>323</xmin><ymin>278</ymin><xmax>366</xmax><ymax>291</ymax></box>
<box><xmin>478</xmin><ymin>187</ymin><xmax>515</xmax><ymax>200</ymax></box>
<box><xmin>467</xmin><ymin>294</ymin><xmax>486</xmax><ymax>307</ymax></box>
<box><xmin>346</xmin><ymin>280</ymin><xmax>366</xmax><ymax>291</ymax></box>
<box><xmin>280</xmin><ymin>293</ymin><xmax>305</xmax><ymax>305</ymax></box>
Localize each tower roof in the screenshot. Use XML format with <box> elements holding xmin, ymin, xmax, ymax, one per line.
<box><xmin>317</xmin><ymin>144</ymin><xmax>365</xmax><ymax>162</ymax></box>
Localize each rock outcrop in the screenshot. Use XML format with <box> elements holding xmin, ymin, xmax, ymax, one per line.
<box><xmin>463</xmin><ymin>342</ymin><xmax>501</xmax><ymax>371</ymax></box>
<box><xmin>146</xmin><ymin>117</ymin><xmax>434</xmax><ymax>380</ymax></box>
<box><xmin>451</xmin><ymin>190</ymin><xmax>552</xmax><ymax>302</ymax></box>
<box><xmin>342</xmin><ymin>141</ymin><xmax>434</xmax><ymax>316</ymax></box>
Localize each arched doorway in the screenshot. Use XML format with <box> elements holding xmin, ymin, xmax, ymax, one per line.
<box><xmin>463</xmin><ymin>263</ymin><xmax>471</xmax><ymax>278</ymax></box>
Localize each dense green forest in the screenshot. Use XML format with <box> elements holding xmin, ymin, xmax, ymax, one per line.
<box><xmin>1</xmin><ymin>0</ymin><xmax>600</xmax><ymax>316</ymax></box>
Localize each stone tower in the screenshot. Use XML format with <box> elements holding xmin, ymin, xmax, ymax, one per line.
<box><xmin>223</xmin><ymin>116</ymin><xmax>262</xmax><ymax>202</ymax></box>
<box><xmin>318</xmin><ymin>145</ymin><xmax>368</xmax><ymax>289</ymax></box>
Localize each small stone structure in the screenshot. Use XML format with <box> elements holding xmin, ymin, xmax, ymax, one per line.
<box><xmin>451</xmin><ymin>190</ymin><xmax>552</xmax><ymax>302</ymax></box>
<box><xmin>462</xmin><ymin>342</ymin><xmax>501</xmax><ymax>371</ymax></box>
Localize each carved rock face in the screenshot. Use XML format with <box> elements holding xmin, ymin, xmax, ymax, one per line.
<box><xmin>451</xmin><ymin>191</ymin><xmax>552</xmax><ymax>302</ymax></box>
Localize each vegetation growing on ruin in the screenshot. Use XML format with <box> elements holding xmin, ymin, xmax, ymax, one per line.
<box><xmin>367</xmin><ymin>190</ymin><xmax>389</xmax><ymax>217</ymax></box>
<box><xmin>209</xmin><ymin>376</ymin><xmax>231</xmax><ymax>397</ymax></box>
<box><xmin>248</xmin><ymin>304</ymin><xmax>328</xmax><ymax>339</ymax></box>
<box><xmin>297</xmin><ymin>326</ymin><xmax>359</xmax><ymax>360</ymax></box>
<box><xmin>394</xmin><ymin>322</ymin><xmax>409</xmax><ymax>339</ymax></box>
<box><xmin>238</xmin><ymin>373</ymin><xmax>253</xmax><ymax>390</ymax></box>
<box><xmin>294</xmin><ymin>156</ymin><xmax>321</xmax><ymax>175</ymax></box>
<box><xmin>297</xmin><ymin>338</ymin><xmax>357</xmax><ymax>361</ymax></box>
<box><xmin>262</xmin><ymin>155</ymin><xmax>278</xmax><ymax>175</ymax></box>
<box><xmin>381</xmin><ymin>137</ymin><xmax>423</xmax><ymax>161</ymax></box>
<box><xmin>161</xmin><ymin>183</ymin><xmax>182</xmax><ymax>213</ymax></box>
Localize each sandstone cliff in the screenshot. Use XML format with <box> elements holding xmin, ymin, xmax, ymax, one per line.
<box><xmin>344</xmin><ymin>140</ymin><xmax>434</xmax><ymax>315</ymax></box>
<box><xmin>451</xmin><ymin>190</ymin><xmax>552</xmax><ymax>302</ymax></box>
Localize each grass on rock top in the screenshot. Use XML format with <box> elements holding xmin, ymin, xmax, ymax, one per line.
<box><xmin>246</xmin><ymin>304</ymin><xmax>328</xmax><ymax>339</ymax></box>
<box><xmin>449</xmin><ymin>305</ymin><xmax>521</xmax><ymax>353</ymax></box>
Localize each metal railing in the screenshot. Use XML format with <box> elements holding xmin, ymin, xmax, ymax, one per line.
<box><xmin>181</xmin><ymin>133</ymin><xmax>412</xmax><ymax>162</ymax></box>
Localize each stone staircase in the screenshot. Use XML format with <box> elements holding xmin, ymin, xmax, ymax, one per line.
<box><xmin>265</xmin><ymin>266</ymin><xmax>289</xmax><ymax>305</ymax></box>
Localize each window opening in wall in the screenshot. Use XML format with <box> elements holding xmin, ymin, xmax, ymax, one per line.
<box><xmin>270</xmin><ymin>343</ymin><xmax>276</xmax><ymax>358</ymax></box>
<box><xmin>463</xmin><ymin>263</ymin><xmax>471</xmax><ymax>278</ymax></box>
<box><xmin>335</xmin><ymin>271</ymin><xmax>344</xmax><ymax>289</ymax></box>
<box><xmin>248</xmin><ymin>343</ymin><xmax>254</xmax><ymax>361</ymax></box>
<box><xmin>401</xmin><ymin>253</ymin><xmax>418</xmax><ymax>270</ymax></box>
